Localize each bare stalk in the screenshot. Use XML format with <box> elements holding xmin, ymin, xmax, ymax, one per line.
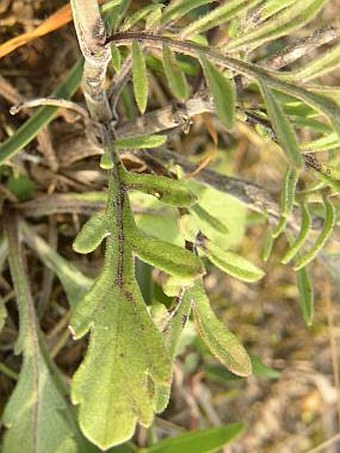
<box><xmin>70</xmin><ymin>0</ymin><xmax>111</xmax><ymax>122</ymax></box>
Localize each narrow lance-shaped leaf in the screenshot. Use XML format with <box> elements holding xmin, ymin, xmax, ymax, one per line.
<box><xmin>296</xmin><ymin>266</ymin><xmax>314</xmax><ymax>326</ymax></box>
<box><xmin>144</xmin><ymin>424</ymin><xmax>244</xmax><ymax>453</ymax></box>
<box><xmin>254</xmin><ymin>0</ymin><xmax>296</xmax><ymax>23</ymax></box>
<box><xmin>200</xmin><ymin>54</ymin><xmax>235</xmax><ymax>130</ymax></box>
<box><xmin>145</xmin><ymin>5</ymin><xmax>163</xmax><ymax>31</ymax></box>
<box><xmin>272</xmin><ymin>166</ymin><xmax>299</xmax><ymax>238</ymax></box>
<box><xmin>161</xmin><ymin>0</ymin><xmax>215</xmax><ymax>25</ymax></box>
<box><xmin>181</xmin><ymin>0</ymin><xmax>261</xmax><ymax>37</ymax></box>
<box><xmin>121</xmin><ymin>4</ymin><xmax>161</xmax><ymax>31</ymax></box>
<box><xmin>294</xmin><ymin>195</ymin><xmax>335</xmax><ymax>270</ymax></box>
<box><xmin>224</xmin><ymin>0</ymin><xmax>328</xmax><ymax>52</ymax></box>
<box><xmin>202</xmin><ymin>240</ymin><xmax>265</xmax><ymax>283</ymax></box>
<box><xmin>70</xmin><ymin>173</ymin><xmax>172</xmax><ymax>449</ymax></box>
<box><xmin>259</xmin><ymin>79</ymin><xmax>303</xmax><ymax>168</ymax></box>
<box><xmin>73</xmin><ymin>212</ymin><xmax>109</xmax><ymax>254</ymax></box>
<box><xmin>190</xmin><ymin>203</ymin><xmax>229</xmax><ymax>236</ymax></box>
<box><xmin>163</xmin><ymin>44</ymin><xmax>189</xmax><ymax>100</ymax></box>
<box><xmin>261</xmin><ymin>227</ymin><xmax>274</xmax><ymax>262</ymax></box>
<box><xmin>131</xmin><ymin>234</ymin><xmax>205</xmax><ymax>280</ymax></box>
<box><xmin>3</xmin><ymin>215</ymin><xmax>87</xmax><ymax>453</ymax></box>
<box><xmin>124</xmin><ymin>171</ymin><xmax>197</xmax><ymax>207</ymax></box>
<box><xmin>282</xmin><ymin>202</ymin><xmax>311</xmax><ymax>264</ymax></box>
<box><xmin>110</xmin><ymin>43</ymin><xmax>121</xmax><ymax>72</ymax></box>
<box><xmin>114</xmin><ymin>134</ymin><xmax>166</xmax><ymax>149</ymax></box>
<box><xmin>132</xmin><ymin>40</ymin><xmax>148</xmax><ymax>114</ymax></box>
<box><xmin>190</xmin><ymin>283</ymin><xmax>252</xmax><ymax>377</ymax></box>
<box><xmin>155</xmin><ymin>295</ymin><xmax>192</xmax><ymax>413</ymax></box>
<box><xmin>282</xmin><ymin>45</ymin><xmax>340</xmax><ymax>83</ymax></box>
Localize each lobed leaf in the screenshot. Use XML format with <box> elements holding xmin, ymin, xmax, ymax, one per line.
<box><xmin>282</xmin><ymin>202</ymin><xmax>311</xmax><ymax>264</ymax></box>
<box><xmin>190</xmin><ymin>283</ymin><xmax>252</xmax><ymax>377</ymax></box>
<box><xmin>203</xmin><ymin>241</ymin><xmax>265</xmax><ymax>283</ymax></box>
<box><xmin>163</xmin><ymin>44</ymin><xmax>189</xmax><ymax>100</ymax></box>
<box><xmin>259</xmin><ymin>80</ymin><xmax>302</xmax><ymax>168</ymax></box>
<box><xmin>132</xmin><ymin>41</ymin><xmax>148</xmax><ymax>114</ymax></box>
<box><xmin>200</xmin><ymin>54</ymin><xmax>235</xmax><ymax>130</ymax></box>
<box><xmin>73</xmin><ymin>212</ymin><xmax>109</xmax><ymax>254</ymax></box>
<box><xmin>144</xmin><ymin>424</ymin><xmax>244</xmax><ymax>453</ymax></box>
<box><xmin>294</xmin><ymin>196</ymin><xmax>335</xmax><ymax>270</ymax></box>
<box><xmin>70</xmin><ymin>269</ymin><xmax>172</xmax><ymax>449</ymax></box>
<box><xmin>296</xmin><ymin>266</ymin><xmax>314</xmax><ymax>326</ymax></box>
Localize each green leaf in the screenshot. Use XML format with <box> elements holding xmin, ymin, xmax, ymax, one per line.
<box><xmin>255</xmin><ymin>0</ymin><xmax>296</xmax><ymax>22</ymax></box>
<box><xmin>73</xmin><ymin>212</ymin><xmax>109</xmax><ymax>254</ymax></box>
<box><xmin>0</xmin><ymin>294</ymin><xmax>7</xmax><ymax>333</ymax></box>
<box><xmin>282</xmin><ymin>45</ymin><xmax>340</xmax><ymax>83</ymax></box>
<box><xmin>3</xmin><ymin>217</ymin><xmax>87</xmax><ymax>453</ymax></box>
<box><xmin>70</xmin><ymin>268</ymin><xmax>172</xmax><ymax>449</ymax></box>
<box><xmin>190</xmin><ymin>203</ymin><xmax>229</xmax><ymax>236</ymax></box>
<box><xmin>121</xmin><ymin>4</ymin><xmax>161</xmax><ymax>31</ymax></box>
<box><xmin>181</xmin><ymin>0</ymin><xmax>261</xmax><ymax>37</ymax></box>
<box><xmin>3</xmin><ymin>347</ymin><xmax>84</xmax><ymax>453</ymax></box>
<box><xmin>296</xmin><ymin>266</ymin><xmax>314</xmax><ymax>326</ymax></box>
<box><xmin>250</xmin><ymin>356</ymin><xmax>281</xmax><ymax>378</ymax></box>
<box><xmin>124</xmin><ymin>172</ymin><xmax>197</xmax><ymax>207</ymax></box>
<box><xmin>70</xmin><ymin>174</ymin><xmax>172</xmax><ymax>449</ymax></box>
<box><xmin>272</xmin><ymin>166</ymin><xmax>299</xmax><ymax>238</ymax></box>
<box><xmin>162</xmin><ymin>44</ymin><xmax>189</xmax><ymax>100</ymax></box>
<box><xmin>131</xmin><ymin>234</ymin><xmax>205</xmax><ymax>279</ymax></box>
<box><xmin>203</xmin><ymin>241</ymin><xmax>265</xmax><ymax>283</ymax></box>
<box><xmin>155</xmin><ymin>296</ymin><xmax>192</xmax><ymax>413</ymax></box>
<box><xmin>200</xmin><ymin>54</ymin><xmax>235</xmax><ymax>130</ymax></box>
<box><xmin>145</xmin><ymin>5</ymin><xmax>163</xmax><ymax>31</ymax></box>
<box><xmin>187</xmin><ymin>180</ymin><xmax>247</xmax><ymax>250</ymax></box>
<box><xmin>224</xmin><ymin>0</ymin><xmax>328</xmax><ymax>51</ymax></box>
<box><xmin>0</xmin><ymin>59</ymin><xmax>83</xmax><ymax>166</ymax></box>
<box><xmin>0</xmin><ymin>236</ymin><xmax>8</xmax><ymax>272</ymax></box>
<box><xmin>190</xmin><ymin>283</ymin><xmax>252</xmax><ymax>377</ymax></box>
<box><xmin>258</xmin><ymin>80</ymin><xmax>302</xmax><ymax>168</ymax></box>
<box><xmin>114</xmin><ymin>134</ymin><xmax>166</xmax><ymax>149</ymax></box>
<box><xmin>6</xmin><ymin>174</ymin><xmax>35</xmax><ymax>201</ymax></box>
<box><xmin>143</xmin><ymin>424</ymin><xmax>244</xmax><ymax>453</ymax></box>
<box><xmin>282</xmin><ymin>202</ymin><xmax>311</xmax><ymax>264</ymax></box>
<box><xmin>132</xmin><ymin>41</ymin><xmax>148</xmax><ymax>114</ymax></box>
<box><xmin>111</xmin><ymin>44</ymin><xmax>122</xmax><ymax>72</ymax></box>
<box><xmin>161</xmin><ymin>0</ymin><xmax>215</xmax><ymax>25</ymax></box>
<box><xmin>294</xmin><ymin>196</ymin><xmax>335</xmax><ymax>270</ymax></box>
<box><xmin>261</xmin><ymin>227</ymin><xmax>274</xmax><ymax>262</ymax></box>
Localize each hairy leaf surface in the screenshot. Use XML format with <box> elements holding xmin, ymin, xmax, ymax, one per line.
<box><xmin>190</xmin><ymin>283</ymin><xmax>252</xmax><ymax>377</ymax></box>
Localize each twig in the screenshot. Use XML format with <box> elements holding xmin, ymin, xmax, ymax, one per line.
<box><xmin>261</xmin><ymin>25</ymin><xmax>340</xmax><ymax>70</ymax></box>
<box><xmin>70</xmin><ymin>0</ymin><xmax>111</xmax><ymax>122</ymax></box>
<box><xmin>10</xmin><ymin>97</ymin><xmax>90</xmax><ymax>121</ymax></box>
